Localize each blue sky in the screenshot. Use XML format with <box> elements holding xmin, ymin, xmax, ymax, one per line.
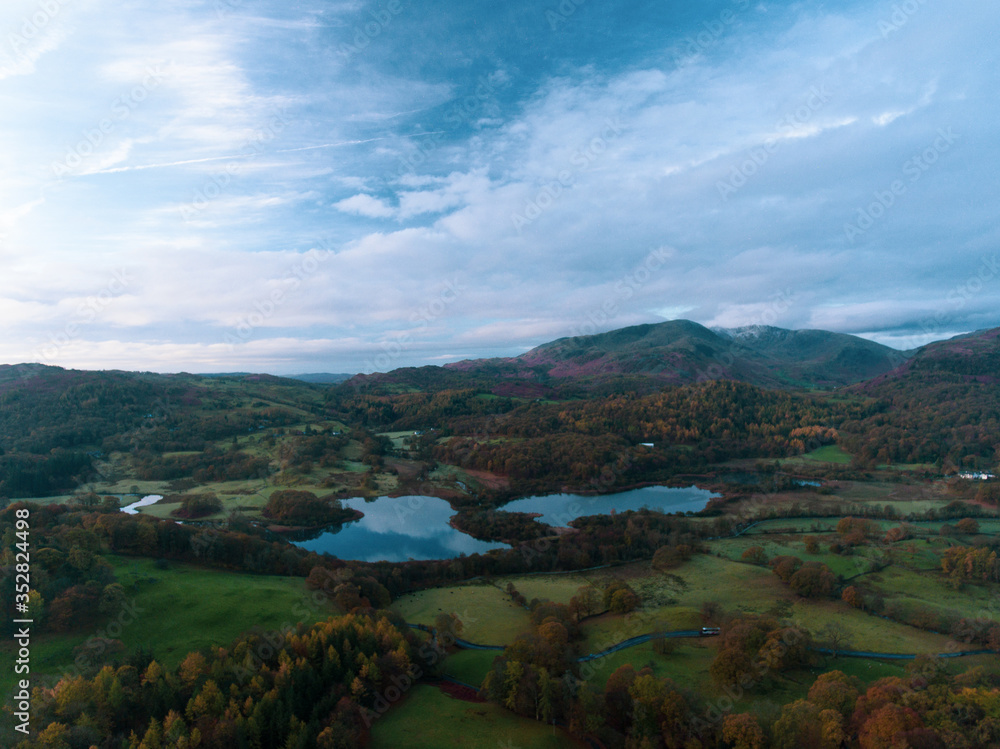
<box><xmin>1</xmin><ymin>0</ymin><xmax>997</xmax><ymax>374</ymax></box>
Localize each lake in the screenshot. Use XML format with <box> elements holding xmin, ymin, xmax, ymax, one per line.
<box><xmin>500</xmin><ymin>485</ymin><xmax>718</xmax><ymax>527</ymax></box>
<box><xmin>288</xmin><ymin>495</ymin><xmax>510</xmax><ymax>563</ymax></box>
<box><xmin>121</xmin><ymin>494</ymin><xmax>163</xmax><ymax>514</ymax></box>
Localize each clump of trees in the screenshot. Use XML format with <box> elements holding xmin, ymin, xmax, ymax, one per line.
<box><xmin>25</xmin><ymin>612</ymin><xmax>424</xmax><ymax>748</ymax></box>
<box><xmin>941</xmin><ymin>545</ymin><xmax>1000</xmax><ymax>584</ymax></box>
<box><xmin>451</xmin><ymin>509</ymin><xmax>549</xmax><ymax>542</ymax></box>
<box><xmin>741</xmin><ymin>546</ymin><xmax>768</xmax><ymax>565</ymax></box>
<box><xmin>171</xmin><ymin>493</ymin><xmax>222</xmax><ymax>519</ymax></box>
<box><xmin>708</xmin><ymin>614</ymin><xmax>813</xmax><ymax>691</ymax></box>
<box><xmin>262</xmin><ymin>490</ymin><xmax>357</xmax><ymax>527</ymax></box>
<box><xmin>651</xmin><ymin>543</ymin><xmax>694</xmax><ymax>570</ymax></box>
<box><xmin>603</xmin><ymin>580</ymin><xmax>640</xmax><ymax>614</ymax></box>
<box><xmin>769</xmin><ymin>555</ymin><xmax>837</xmax><ymax>598</ymax></box>
<box><xmin>134</xmin><ymin>446</ymin><xmax>271</xmax><ymax>483</ymax></box>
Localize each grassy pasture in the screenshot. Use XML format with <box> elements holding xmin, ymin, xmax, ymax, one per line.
<box><xmin>581</xmin><ymin>640</ymin><xmax>715</xmax><ymax>690</ymax></box>
<box><xmin>494</xmin><ymin>574</ymin><xmax>601</xmax><ymax>607</ymax></box>
<box><xmin>863</xmin><ymin>566</ymin><xmax>1000</xmax><ymax>620</ymax></box>
<box><xmin>442</xmin><ymin>649</ymin><xmax>499</xmax><ymax>687</ymax></box>
<box><xmin>0</xmin><ymin>555</ymin><xmax>334</xmax><ymax>714</ymax></box>
<box><xmin>370</xmin><ymin>684</ymin><xmax>577</xmax><ymax>748</ymax></box>
<box><xmin>708</xmin><ymin>534</ymin><xmax>877</xmax><ymax>578</ymax></box>
<box><xmin>104</xmin><ymin>555</ymin><xmax>335</xmax><ymax>667</ymax></box>
<box><xmin>392</xmin><ymin>583</ymin><xmax>531</xmax><ymax>645</ymax></box>
<box><xmin>799</xmin><ymin>445</ymin><xmax>853</xmax><ymax>464</ymax></box>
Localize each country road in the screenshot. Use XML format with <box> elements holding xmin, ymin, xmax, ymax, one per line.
<box><xmin>410</xmin><ymin>622</ymin><xmax>999</xmax><ymax>663</ymax></box>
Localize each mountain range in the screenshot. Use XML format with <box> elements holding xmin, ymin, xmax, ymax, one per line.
<box><xmin>352</xmin><ymin>319</ymin><xmax>923</xmax><ymax>393</ymax></box>
<box><xmin>5</xmin><ymin>321</ymin><xmax>998</xmax><ymax>402</ymax></box>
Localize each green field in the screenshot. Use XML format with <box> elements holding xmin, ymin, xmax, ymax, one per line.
<box><xmin>0</xmin><ymin>555</ymin><xmax>335</xmax><ymax>706</ymax></box>
<box><xmin>392</xmin><ymin>583</ymin><xmax>531</xmax><ymax>645</ymax></box>
<box><xmin>104</xmin><ymin>555</ymin><xmax>336</xmax><ymax>665</ymax></box>
<box><xmin>800</xmin><ymin>445</ymin><xmax>853</xmax><ymax>464</ymax></box>
<box><xmin>494</xmin><ymin>573</ymin><xmax>601</xmax><ymax>606</ymax></box>
<box><xmin>442</xmin><ymin>649</ymin><xmax>499</xmax><ymax>687</ymax></box>
<box><xmin>370</xmin><ymin>685</ymin><xmax>577</xmax><ymax>748</ymax></box>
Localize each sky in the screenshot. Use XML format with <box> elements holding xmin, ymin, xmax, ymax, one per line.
<box><xmin>1</xmin><ymin>0</ymin><xmax>997</xmax><ymax>375</ymax></box>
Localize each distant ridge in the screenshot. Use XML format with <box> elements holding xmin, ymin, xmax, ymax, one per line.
<box><xmin>344</xmin><ymin>319</ymin><xmax>910</xmax><ymax>395</ymax></box>
<box><xmin>857</xmin><ymin>326</ymin><xmax>1000</xmax><ymax>389</ymax></box>
<box><xmin>287</xmin><ymin>373</ymin><xmax>354</xmax><ymax>385</ymax></box>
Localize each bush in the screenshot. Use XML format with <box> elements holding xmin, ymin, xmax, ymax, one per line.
<box><xmin>174</xmin><ymin>493</ymin><xmax>222</xmax><ymax>519</ymax></box>
<box><xmin>603</xmin><ymin>580</ymin><xmax>640</xmax><ymax>614</ymax></box>
<box><xmin>770</xmin><ymin>555</ymin><xmax>803</xmax><ymax>583</ymax></box>
<box><xmin>741</xmin><ymin>546</ymin><xmax>768</xmax><ymax>565</ymax></box>
<box><xmin>788</xmin><ymin>563</ymin><xmax>836</xmax><ymax>598</ymax></box>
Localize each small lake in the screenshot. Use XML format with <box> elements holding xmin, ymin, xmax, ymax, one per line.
<box><xmin>288</xmin><ymin>496</ymin><xmax>510</xmax><ymax>563</ymax></box>
<box><xmin>121</xmin><ymin>495</ymin><xmax>163</xmax><ymax>514</ymax></box>
<box><xmin>500</xmin><ymin>485</ymin><xmax>718</xmax><ymax>527</ymax></box>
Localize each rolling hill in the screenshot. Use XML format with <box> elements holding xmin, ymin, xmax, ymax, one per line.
<box><xmin>350</xmin><ymin>320</ymin><xmax>908</xmax><ymax>394</ymax></box>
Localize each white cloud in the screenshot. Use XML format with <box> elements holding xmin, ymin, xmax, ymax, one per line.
<box><xmin>334</xmin><ymin>193</ymin><xmax>395</xmax><ymax>218</ymax></box>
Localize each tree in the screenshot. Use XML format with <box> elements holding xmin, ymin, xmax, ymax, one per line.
<box><xmin>700</xmin><ymin>600</ymin><xmax>722</xmax><ymax>624</ymax></box>
<box><xmin>772</xmin><ymin>700</ymin><xmax>843</xmax><ymax>749</ymax></box>
<box><xmin>741</xmin><ymin>546</ymin><xmax>768</xmax><ymax>565</ymax></box>
<box><xmin>604</xmin><ymin>580</ymin><xmax>640</xmax><ymax>614</ymax></box>
<box><xmin>803</xmin><ymin>536</ymin><xmax>820</xmax><ymax>554</ymax></box>
<box><xmin>652</xmin><ymin>544</ymin><xmax>693</xmax><ymax>570</ymax></box>
<box><xmin>955</xmin><ymin>517</ymin><xmax>980</xmax><ymax>534</ymax></box>
<box><xmin>570</xmin><ymin>586</ymin><xmax>600</xmax><ymax>620</ymax></box>
<box><xmin>175</xmin><ymin>492</ymin><xmax>223</xmax><ymax>519</ymax></box>
<box><xmin>788</xmin><ymin>562</ymin><xmax>836</xmax><ymax>598</ymax></box>
<box><xmin>770</xmin><ymin>555</ymin><xmax>803</xmax><ymax>583</ymax></box>
<box><xmin>858</xmin><ymin>703</ymin><xmax>924</xmax><ymax>749</ymax></box>
<box><xmin>99</xmin><ymin>583</ymin><xmax>127</xmax><ymax>616</ymax></box>
<box><xmin>722</xmin><ymin>712</ymin><xmax>765</xmax><ymax>749</ymax></box>
<box><xmin>434</xmin><ymin>612</ymin><xmax>463</xmax><ymax>642</ymax></box>
<box><xmin>807</xmin><ymin>670</ymin><xmax>859</xmax><ymax>717</ymax></box>
<box><xmin>609</xmin><ymin>587</ymin><xmax>640</xmax><ymax>614</ymax></box>
<box><xmin>603</xmin><ymin>665</ymin><xmax>636</xmax><ymax>730</ymax></box>
<box><xmin>819</xmin><ymin>623</ymin><xmax>852</xmax><ymax>656</ymax></box>
<box><xmin>178</xmin><ymin>652</ymin><xmax>208</xmax><ymax>688</ymax></box>
<box><xmin>842</xmin><ymin>586</ymin><xmax>864</xmax><ymax>609</ymax></box>
<box><xmin>536</xmin><ymin>667</ymin><xmax>557</xmax><ymax>724</ymax></box>
<box><xmin>502</xmin><ymin>661</ymin><xmax>524</xmax><ymax>711</ymax></box>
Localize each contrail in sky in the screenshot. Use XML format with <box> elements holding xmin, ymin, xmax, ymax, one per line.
<box><xmin>85</xmin><ymin>132</ymin><xmax>447</xmax><ymax>176</ymax></box>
